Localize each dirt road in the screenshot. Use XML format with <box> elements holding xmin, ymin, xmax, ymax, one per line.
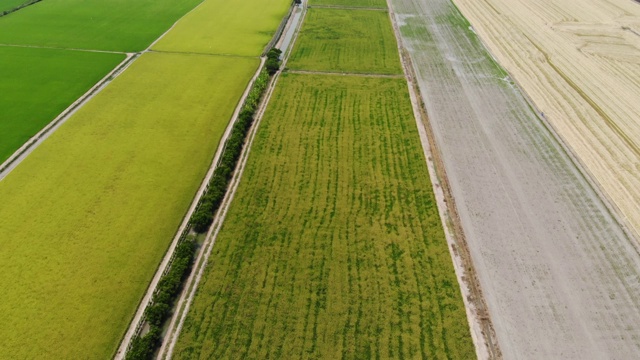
<box><xmin>388</xmin><ymin>0</ymin><xmax>640</xmax><ymax>358</ymax></box>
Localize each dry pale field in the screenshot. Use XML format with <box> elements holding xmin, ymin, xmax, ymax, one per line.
<box><xmin>389</xmin><ymin>0</ymin><xmax>640</xmax><ymax>357</ymax></box>
<box><xmin>453</xmin><ymin>0</ymin><xmax>640</xmax><ymax>240</ymax></box>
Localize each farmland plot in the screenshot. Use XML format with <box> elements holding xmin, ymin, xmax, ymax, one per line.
<box><xmin>0</xmin><ymin>46</ymin><xmax>124</xmax><ymax>163</ymax></box>
<box><xmin>0</xmin><ymin>52</ymin><xmax>257</xmax><ymax>359</ymax></box>
<box><xmin>287</xmin><ymin>8</ymin><xmax>402</xmax><ymax>74</ymax></box>
<box><xmin>0</xmin><ymin>0</ymin><xmax>203</xmax><ymax>51</ymax></box>
<box><xmin>152</xmin><ymin>0</ymin><xmax>290</xmax><ymax>56</ymax></box>
<box><xmin>173</xmin><ymin>74</ymin><xmax>475</xmax><ymax>359</ymax></box>
<box><xmin>390</xmin><ymin>0</ymin><xmax>640</xmax><ymax>357</ymax></box>
<box><xmin>0</xmin><ymin>0</ymin><xmax>29</xmax><ymax>13</ymax></box>
<box><xmin>309</xmin><ymin>0</ymin><xmax>387</xmax><ymax>9</ymax></box>
<box><xmin>451</xmin><ymin>0</ymin><xmax>640</xmax><ymax>243</ymax></box>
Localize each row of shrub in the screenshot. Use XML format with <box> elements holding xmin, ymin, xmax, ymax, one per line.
<box><xmin>191</xmin><ymin>66</ymin><xmax>273</xmax><ymax>233</ymax></box>
<box><xmin>125</xmin><ymin>51</ymin><xmax>279</xmax><ymax>360</ymax></box>
<box><xmin>126</xmin><ymin>238</ymin><xmax>196</xmax><ymax>360</ymax></box>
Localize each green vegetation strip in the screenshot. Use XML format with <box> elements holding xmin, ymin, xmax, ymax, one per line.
<box><xmin>173</xmin><ymin>74</ymin><xmax>475</xmax><ymax>359</ymax></box>
<box><xmin>0</xmin><ymin>52</ymin><xmax>257</xmax><ymax>359</ymax></box>
<box><xmin>309</xmin><ymin>0</ymin><xmax>387</xmax><ymax>9</ymax></box>
<box><xmin>287</xmin><ymin>8</ymin><xmax>402</xmax><ymax>74</ymax></box>
<box><xmin>152</xmin><ymin>0</ymin><xmax>291</xmax><ymax>56</ymax></box>
<box><xmin>0</xmin><ymin>0</ymin><xmax>38</xmax><ymax>15</ymax></box>
<box><xmin>0</xmin><ymin>0</ymin><xmax>203</xmax><ymax>51</ymax></box>
<box><xmin>0</xmin><ymin>46</ymin><xmax>125</xmax><ymax>163</ymax></box>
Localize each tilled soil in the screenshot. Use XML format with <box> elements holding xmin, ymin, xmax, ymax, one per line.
<box><xmin>388</xmin><ymin>0</ymin><xmax>640</xmax><ymax>357</ymax></box>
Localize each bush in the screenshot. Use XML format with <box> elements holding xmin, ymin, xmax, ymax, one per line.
<box><xmin>191</xmin><ymin>209</ymin><xmax>213</xmax><ymax>233</ymax></box>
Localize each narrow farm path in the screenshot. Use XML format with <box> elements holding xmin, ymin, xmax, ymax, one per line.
<box><xmin>0</xmin><ymin>43</ymin><xmax>129</xmax><ymax>55</ymax></box>
<box><xmin>286</xmin><ymin>69</ymin><xmax>404</xmax><ymax>78</ymax></box>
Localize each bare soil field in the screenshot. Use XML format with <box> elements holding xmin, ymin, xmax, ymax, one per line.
<box><xmin>389</xmin><ymin>0</ymin><xmax>640</xmax><ymax>357</ymax></box>
<box><xmin>452</xmin><ymin>0</ymin><xmax>640</xmax><ymax>241</ymax></box>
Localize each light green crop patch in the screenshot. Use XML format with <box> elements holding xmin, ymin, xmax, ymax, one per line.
<box><xmin>173</xmin><ymin>74</ymin><xmax>475</xmax><ymax>359</ymax></box>
<box><xmin>288</xmin><ymin>8</ymin><xmax>402</xmax><ymax>74</ymax></box>
<box><xmin>0</xmin><ymin>0</ymin><xmax>203</xmax><ymax>51</ymax></box>
<box><xmin>0</xmin><ymin>52</ymin><xmax>257</xmax><ymax>359</ymax></box>
<box><xmin>153</xmin><ymin>0</ymin><xmax>291</xmax><ymax>56</ymax></box>
<box><xmin>0</xmin><ymin>46</ymin><xmax>124</xmax><ymax>163</ymax></box>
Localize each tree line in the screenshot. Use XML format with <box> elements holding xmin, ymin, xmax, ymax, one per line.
<box><xmin>125</xmin><ymin>49</ymin><xmax>280</xmax><ymax>360</ymax></box>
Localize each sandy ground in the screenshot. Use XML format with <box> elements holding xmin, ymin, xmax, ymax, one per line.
<box><xmin>452</xmin><ymin>0</ymin><xmax>640</xmax><ymax>242</ymax></box>
<box><xmin>388</xmin><ymin>0</ymin><xmax>640</xmax><ymax>358</ymax></box>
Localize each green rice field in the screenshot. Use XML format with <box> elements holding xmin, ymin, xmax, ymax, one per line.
<box><xmin>153</xmin><ymin>0</ymin><xmax>291</xmax><ymax>56</ymax></box>
<box><xmin>0</xmin><ymin>0</ymin><xmax>203</xmax><ymax>51</ymax></box>
<box><xmin>0</xmin><ymin>0</ymin><xmax>29</xmax><ymax>13</ymax></box>
<box><xmin>173</xmin><ymin>74</ymin><xmax>475</xmax><ymax>359</ymax></box>
<box><xmin>0</xmin><ymin>46</ymin><xmax>124</xmax><ymax>163</ymax></box>
<box><xmin>287</xmin><ymin>8</ymin><xmax>402</xmax><ymax>74</ymax></box>
<box><xmin>0</xmin><ymin>52</ymin><xmax>257</xmax><ymax>358</ymax></box>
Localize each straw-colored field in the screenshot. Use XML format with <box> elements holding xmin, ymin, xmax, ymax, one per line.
<box><xmin>452</xmin><ymin>0</ymin><xmax>640</xmax><ymax>239</ymax></box>
<box><xmin>152</xmin><ymin>0</ymin><xmax>290</xmax><ymax>56</ymax></box>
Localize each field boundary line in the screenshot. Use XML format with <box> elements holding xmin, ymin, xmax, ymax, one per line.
<box><xmin>286</xmin><ymin>69</ymin><xmax>403</xmax><ymax>77</ymax></box>
<box><xmin>147</xmin><ymin>49</ymin><xmax>258</xmax><ymax>58</ymax></box>
<box><xmin>0</xmin><ymin>43</ymin><xmax>128</xmax><ymax>54</ymax></box>
<box><xmin>386</xmin><ymin>1</ymin><xmax>500</xmax><ymax>358</ymax></box>
<box><xmin>0</xmin><ymin>0</ymin><xmax>42</xmax><ymax>18</ymax></box>
<box><xmin>157</xmin><ymin>3</ymin><xmax>308</xmax><ymax>358</ymax></box>
<box><xmin>308</xmin><ymin>4</ymin><xmax>388</xmax><ymax>11</ymax></box>
<box><xmin>0</xmin><ymin>53</ymin><xmax>137</xmax><ymax>181</ymax></box>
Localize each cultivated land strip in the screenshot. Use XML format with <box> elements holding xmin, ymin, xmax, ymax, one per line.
<box><xmin>385</xmin><ymin>1</ymin><xmax>497</xmax><ymax>357</ymax></box>
<box><xmin>169</xmin><ymin>1</ymin><xmax>475</xmax><ymax>358</ymax></box>
<box><xmin>287</xmin><ymin>69</ymin><xmax>404</xmax><ymax>78</ymax></box>
<box><xmin>158</xmin><ymin>8</ymin><xmax>308</xmax><ymax>358</ymax></box>
<box><xmin>389</xmin><ymin>0</ymin><xmax>640</xmax><ymax>357</ymax></box>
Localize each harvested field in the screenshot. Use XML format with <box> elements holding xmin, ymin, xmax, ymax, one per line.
<box><xmin>173</xmin><ymin>74</ymin><xmax>475</xmax><ymax>359</ymax></box>
<box><xmin>389</xmin><ymin>0</ymin><xmax>640</xmax><ymax>357</ymax></box>
<box><xmin>452</xmin><ymin>0</ymin><xmax>640</xmax><ymax>241</ymax></box>
<box><xmin>0</xmin><ymin>52</ymin><xmax>257</xmax><ymax>358</ymax></box>
<box><xmin>287</xmin><ymin>8</ymin><xmax>402</xmax><ymax>74</ymax></box>
<box><xmin>0</xmin><ymin>46</ymin><xmax>124</xmax><ymax>163</ymax></box>
<box><xmin>152</xmin><ymin>0</ymin><xmax>290</xmax><ymax>56</ymax></box>
<box><xmin>0</xmin><ymin>0</ymin><xmax>202</xmax><ymax>51</ymax></box>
